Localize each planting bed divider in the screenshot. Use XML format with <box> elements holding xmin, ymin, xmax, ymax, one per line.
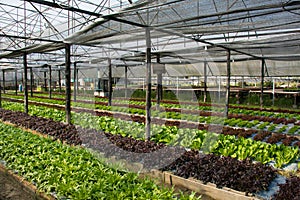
<box><xmin>0</xmin><ymin>164</ymin><xmax>54</xmax><ymax>200</ymax></box>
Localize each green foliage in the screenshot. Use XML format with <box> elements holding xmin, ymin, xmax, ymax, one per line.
<box><xmin>2</xmin><ymin>99</ymin><xmax>299</xmax><ymax>169</ymax></box>
<box><xmin>264</xmin><ymin>81</ymin><xmax>273</xmax><ymax>87</ymax></box>
<box><xmin>274</xmin><ymin>97</ymin><xmax>294</xmax><ymax>108</ymax></box>
<box><xmin>245</xmin><ymin>120</ymin><xmax>260</xmax><ymax>128</ymax></box>
<box><xmin>212</xmin><ymin>135</ymin><xmax>299</xmax><ymax>168</ymax></box>
<box><xmin>245</xmin><ymin>94</ymin><xmax>260</xmax><ymax>105</ymax></box>
<box><xmin>257</xmin><ymin>122</ymin><xmax>270</xmax><ymax>130</ymax></box>
<box><xmin>278</xmin><ymin>125</ymin><xmax>288</xmax><ymax>133</ymax></box>
<box><xmin>163</xmin><ymin>90</ymin><xmax>178</xmax><ymax>101</ymax></box>
<box><xmin>287</xmin><ymin>126</ymin><xmax>299</xmax><ymax>135</ymax></box>
<box><xmin>224</xmin><ymin>118</ymin><xmax>242</xmax><ymax>127</ymax></box>
<box><xmin>243</xmin><ymin>93</ymin><xmax>296</xmax><ymax>108</ymax></box>
<box><xmin>0</xmin><ymin>122</ymin><xmax>196</xmax><ymax>199</ymax></box>
<box><xmin>130</xmin><ymin>89</ymin><xmax>157</xmax><ymax>99</ymax></box>
<box><xmin>267</xmin><ymin>124</ymin><xmax>277</xmax><ymax>132</ymax></box>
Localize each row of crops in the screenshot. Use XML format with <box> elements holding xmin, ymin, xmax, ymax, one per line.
<box><xmin>4</xmin><ymin>99</ymin><xmax>298</xmax><ymax>167</ymax></box>
<box><xmin>0</xmin><ymin>92</ymin><xmax>300</xmax><ymax>199</ymax></box>
<box><xmin>3</xmin><ymin>92</ymin><xmax>300</xmax><ymax>136</ymax></box>
<box><xmin>0</xmin><ymin>104</ymin><xmax>299</xmax><ymax>199</ymax></box>
<box><xmin>1</xmin><ymin>101</ymin><xmax>299</xmax><ymax>168</ymax></box>
<box><xmin>1</xmin><ymin>94</ymin><xmax>300</xmax><ymax>168</ymax></box>
<box><xmin>0</xmin><ymin>122</ymin><xmax>193</xmax><ymax>199</ymax></box>
<box><xmin>3</xmin><ymin>92</ymin><xmax>300</xmax><ymax>151</ymax></box>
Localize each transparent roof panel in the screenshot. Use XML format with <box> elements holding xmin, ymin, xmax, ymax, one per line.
<box><xmin>1</xmin><ymin>0</ymin><xmax>300</xmax><ymax>77</ymax></box>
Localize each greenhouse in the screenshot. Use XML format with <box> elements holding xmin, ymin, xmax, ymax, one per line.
<box><xmin>0</xmin><ymin>0</ymin><xmax>300</xmax><ymax>199</ymax></box>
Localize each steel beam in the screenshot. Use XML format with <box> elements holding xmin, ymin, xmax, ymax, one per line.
<box><xmin>145</xmin><ymin>27</ymin><xmax>151</xmax><ymax>141</ymax></box>
<box><xmin>65</xmin><ymin>44</ymin><xmax>71</xmax><ymax>124</ymax></box>
<box><xmin>108</xmin><ymin>58</ymin><xmax>112</xmax><ymax>106</ymax></box>
<box><xmin>23</xmin><ymin>54</ymin><xmax>29</xmax><ymax>113</ymax></box>
<box><xmin>204</xmin><ymin>61</ymin><xmax>208</xmax><ymax>102</ymax></box>
<box><xmin>30</xmin><ymin>67</ymin><xmax>33</xmax><ymax>97</ymax></box>
<box><xmin>49</xmin><ymin>65</ymin><xmax>52</xmax><ymax>98</ymax></box>
<box><xmin>260</xmin><ymin>59</ymin><xmax>265</xmax><ymax>109</ymax></box>
<box><xmin>225</xmin><ymin>50</ymin><xmax>231</xmax><ymax>118</ymax></box>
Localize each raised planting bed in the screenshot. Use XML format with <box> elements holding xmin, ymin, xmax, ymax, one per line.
<box><xmin>9</xmin><ymin>90</ymin><xmax>300</xmax><ymax>115</ymax></box>
<box><xmin>161</xmin><ymin>151</ymin><xmax>276</xmax><ymax>194</ymax></box>
<box><xmin>1</xmin><ymin>107</ymin><xmax>300</xmax><ymax>199</ymax></box>
<box><xmin>4</xmin><ymin>94</ymin><xmax>300</xmax><ymax>139</ymax></box>
<box><xmin>0</xmin><ymin>103</ymin><xmax>299</xmax><ymax>169</ymax></box>
<box><xmin>146</xmin><ymin>170</ymin><xmax>259</xmax><ymax>200</ymax></box>
<box><xmin>5</xmin><ymin>93</ymin><xmax>300</xmax><ymax>124</ymax></box>
<box><xmin>3</xmin><ymin>98</ymin><xmax>300</xmax><ymax>147</ymax></box>
<box><xmin>0</xmin><ymin>109</ymin><xmax>82</xmax><ymax>145</ymax></box>
<box><xmin>157</xmin><ymin>151</ymin><xmax>300</xmax><ymax>200</ymax></box>
<box><xmin>0</xmin><ymin>122</ymin><xmax>193</xmax><ymax>200</ymax></box>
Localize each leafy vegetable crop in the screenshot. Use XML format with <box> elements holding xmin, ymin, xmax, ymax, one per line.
<box><xmin>161</xmin><ymin>151</ymin><xmax>276</xmax><ymax>194</ymax></box>
<box><xmin>0</xmin><ymin>109</ymin><xmax>81</xmax><ymax>145</ymax></box>
<box><xmin>1</xmin><ymin>101</ymin><xmax>299</xmax><ymax>168</ymax></box>
<box><xmin>0</xmin><ymin>122</ymin><xmax>193</xmax><ymax>200</ymax></box>
<box><xmin>4</xmin><ymin>94</ymin><xmax>300</xmax><ymax>133</ymax></box>
<box><xmin>212</xmin><ymin>135</ymin><xmax>299</xmax><ymax>168</ymax></box>
<box><xmin>272</xmin><ymin>176</ymin><xmax>300</xmax><ymax>200</ymax></box>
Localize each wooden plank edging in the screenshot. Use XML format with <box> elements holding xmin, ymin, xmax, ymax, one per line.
<box><xmin>147</xmin><ymin>170</ymin><xmax>260</xmax><ymax>200</ymax></box>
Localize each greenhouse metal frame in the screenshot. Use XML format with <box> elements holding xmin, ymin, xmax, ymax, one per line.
<box><xmin>1</xmin><ymin>0</ymin><xmax>300</xmax><ymax>138</ymax></box>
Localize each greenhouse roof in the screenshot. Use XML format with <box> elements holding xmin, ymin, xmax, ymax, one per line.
<box><xmin>1</xmin><ymin>0</ymin><xmax>300</xmax><ymax>76</ymax></box>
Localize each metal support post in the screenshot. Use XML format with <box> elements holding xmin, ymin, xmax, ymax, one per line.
<box><xmin>73</xmin><ymin>62</ymin><xmax>77</xmax><ymax>101</ymax></box>
<box><xmin>145</xmin><ymin>27</ymin><xmax>152</xmax><ymax>141</ymax></box>
<box><xmin>225</xmin><ymin>50</ymin><xmax>231</xmax><ymax>118</ymax></box>
<box><xmin>65</xmin><ymin>44</ymin><xmax>71</xmax><ymax>124</ymax></box>
<box><xmin>176</xmin><ymin>76</ymin><xmax>179</xmax><ymax>96</ymax></box>
<box><xmin>156</xmin><ymin>56</ymin><xmax>163</xmax><ymax>109</ymax></box>
<box><xmin>2</xmin><ymin>70</ymin><xmax>5</xmax><ymax>94</ymax></box>
<box><xmin>260</xmin><ymin>59</ymin><xmax>265</xmax><ymax>109</ymax></box>
<box><xmin>43</xmin><ymin>71</ymin><xmax>47</xmax><ymax>91</ymax></box>
<box><xmin>15</xmin><ymin>69</ymin><xmax>18</xmax><ymax>95</ymax></box>
<box><xmin>108</xmin><ymin>58</ymin><xmax>112</xmax><ymax>106</ymax></box>
<box><xmin>30</xmin><ymin>67</ymin><xmax>33</xmax><ymax>97</ymax></box>
<box><xmin>125</xmin><ymin>66</ymin><xmax>128</xmax><ymax>98</ymax></box>
<box><xmin>23</xmin><ymin>54</ymin><xmax>29</xmax><ymax>114</ymax></box>
<box><xmin>242</xmin><ymin>76</ymin><xmax>244</xmax><ymax>89</ymax></box>
<box><xmin>218</xmin><ymin>76</ymin><xmax>221</xmax><ymax>102</ymax></box>
<box><xmin>58</xmin><ymin>69</ymin><xmax>62</xmax><ymax>92</ymax></box>
<box><xmin>0</xmin><ymin>73</ymin><xmax>2</xmax><ymax>108</ymax></box>
<box><xmin>204</xmin><ymin>61</ymin><xmax>208</xmax><ymax>102</ymax></box>
<box><xmin>0</xmin><ymin>71</ymin><xmax>2</xmax><ymax>108</ymax></box>
<box><xmin>272</xmin><ymin>78</ymin><xmax>275</xmax><ymax>106</ymax></box>
<box><xmin>49</xmin><ymin>65</ymin><xmax>52</xmax><ymax>98</ymax></box>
